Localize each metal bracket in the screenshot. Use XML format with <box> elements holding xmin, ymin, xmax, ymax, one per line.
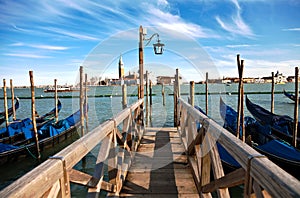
<box><xmin>245</xmin><ymin>154</ymin><xmax>267</xmax><ymax>197</ymax></box>
<box><xmin>49</xmin><ymin>156</ymin><xmax>69</xmax><ymax>195</ymax></box>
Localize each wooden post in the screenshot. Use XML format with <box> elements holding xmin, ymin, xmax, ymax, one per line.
<box><xmin>162</xmin><ymin>83</ymin><xmax>165</xmax><ymax>106</ymax></box>
<box><xmin>150</xmin><ymin>80</ymin><xmax>153</xmax><ymax>106</ymax></box>
<box><xmin>176</xmin><ymin>69</ymin><xmax>180</xmax><ymax>98</ymax></box>
<box><xmin>271</xmin><ymin>72</ymin><xmax>275</xmax><ymax>113</ymax></box>
<box><xmin>10</xmin><ymin>79</ymin><xmax>16</xmax><ymax>121</ymax></box>
<box><xmin>146</xmin><ymin>71</ymin><xmax>149</xmax><ymax>126</ymax></box>
<box><xmin>85</xmin><ymin>73</ymin><xmax>89</xmax><ymax>133</ymax></box>
<box><xmin>293</xmin><ymin>67</ymin><xmax>299</xmax><ymax>147</ymax></box>
<box><xmin>54</xmin><ymin>79</ymin><xmax>58</xmax><ymax>123</ymax></box>
<box><xmin>206</xmin><ymin>72</ymin><xmax>209</xmax><ymax>115</ymax></box>
<box><xmin>174</xmin><ymin>68</ymin><xmax>180</xmax><ymax>127</ymax></box>
<box><xmin>122</xmin><ymin>84</ymin><xmax>127</xmax><ymax>109</ymax></box>
<box><xmin>3</xmin><ymin>79</ymin><xmax>9</xmax><ymax>127</ymax></box>
<box><xmin>236</xmin><ymin>54</ymin><xmax>245</xmax><ymax>142</ymax></box>
<box><xmin>174</xmin><ymin>73</ymin><xmax>178</xmax><ymax>127</ymax></box>
<box><xmin>138</xmin><ymin>25</ymin><xmax>144</xmax><ymax>100</ymax></box>
<box><xmin>149</xmin><ymin>80</ymin><xmax>153</xmax><ymax>126</ymax></box>
<box><xmin>80</xmin><ymin>66</ymin><xmax>85</xmax><ymax>137</ymax></box>
<box><xmin>29</xmin><ymin>71</ymin><xmax>41</xmax><ymax>160</ymax></box>
<box><xmin>190</xmin><ymin>81</ymin><xmax>195</xmax><ymax>107</ymax></box>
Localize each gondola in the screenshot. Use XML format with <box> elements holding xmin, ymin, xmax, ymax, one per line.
<box><xmin>194</xmin><ymin>105</ymin><xmax>241</xmax><ymax>171</ymax></box>
<box><xmin>0</xmin><ymin>98</ymin><xmax>20</xmax><ymax>126</ymax></box>
<box><xmin>0</xmin><ymin>105</ymin><xmax>86</xmax><ymax>165</ymax></box>
<box><xmin>283</xmin><ymin>90</ymin><xmax>299</xmax><ymax>102</ymax></box>
<box><xmin>0</xmin><ymin>100</ymin><xmax>62</xmax><ymax>143</ymax></box>
<box><xmin>220</xmin><ymin>97</ymin><xmax>300</xmax><ymax>175</ymax></box>
<box><xmin>245</xmin><ymin>96</ymin><xmax>300</xmax><ymax>148</ymax></box>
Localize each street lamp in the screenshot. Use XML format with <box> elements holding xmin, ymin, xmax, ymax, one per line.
<box><xmin>139</xmin><ymin>25</ymin><xmax>164</xmax><ymax>99</ymax></box>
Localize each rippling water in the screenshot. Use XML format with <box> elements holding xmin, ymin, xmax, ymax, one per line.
<box><xmin>0</xmin><ymin>83</ymin><xmax>298</xmax><ymax>193</ymax></box>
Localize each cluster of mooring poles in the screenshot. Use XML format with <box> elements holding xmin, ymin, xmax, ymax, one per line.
<box><xmin>2</xmin><ymin>67</ymin><xmax>89</xmax><ymax>161</ymax></box>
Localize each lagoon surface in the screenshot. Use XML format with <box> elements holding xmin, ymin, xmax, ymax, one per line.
<box><xmin>0</xmin><ymin>83</ymin><xmax>299</xmax><ymax>194</ymax></box>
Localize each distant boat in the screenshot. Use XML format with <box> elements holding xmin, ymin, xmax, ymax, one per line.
<box><xmin>43</xmin><ymin>86</ymin><xmax>80</xmax><ymax>93</ymax></box>
<box><xmin>220</xmin><ymin>97</ymin><xmax>300</xmax><ymax>174</ymax></box>
<box><xmin>246</xmin><ymin>96</ymin><xmax>300</xmax><ymax>148</ymax></box>
<box><xmin>283</xmin><ymin>90</ymin><xmax>299</xmax><ymax>102</ymax></box>
<box><xmin>0</xmin><ymin>98</ymin><xmax>20</xmax><ymax>126</ymax></box>
<box><xmin>0</xmin><ymin>105</ymin><xmax>86</xmax><ymax>165</ymax></box>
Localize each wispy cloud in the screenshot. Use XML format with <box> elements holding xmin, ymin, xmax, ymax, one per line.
<box><xmin>41</xmin><ymin>27</ymin><xmax>99</xmax><ymax>41</ymax></box>
<box><xmin>9</xmin><ymin>43</ymin><xmax>70</xmax><ymax>50</ymax></box>
<box><xmin>282</xmin><ymin>28</ymin><xmax>300</xmax><ymax>31</ymax></box>
<box><xmin>216</xmin><ymin>0</ymin><xmax>254</xmax><ymax>37</ymax></box>
<box><xmin>226</xmin><ymin>44</ymin><xmax>257</xmax><ymax>48</ymax></box>
<box><xmin>146</xmin><ymin>7</ymin><xmax>217</xmax><ymax>38</ymax></box>
<box><xmin>30</xmin><ymin>45</ymin><xmax>69</xmax><ymax>50</ymax></box>
<box><xmin>3</xmin><ymin>53</ymin><xmax>51</xmax><ymax>58</ymax></box>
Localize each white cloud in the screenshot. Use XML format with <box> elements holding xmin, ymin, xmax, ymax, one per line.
<box><xmin>3</xmin><ymin>53</ymin><xmax>51</xmax><ymax>58</ymax></box>
<box><xmin>216</xmin><ymin>0</ymin><xmax>254</xmax><ymax>37</ymax></box>
<box><xmin>146</xmin><ymin>7</ymin><xmax>217</xmax><ymax>38</ymax></box>
<box><xmin>282</xmin><ymin>28</ymin><xmax>300</xmax><ymax>31</ymax></box>
<box><xmin>30</xmin><ymin>45</ymin><xmax>69</xmax><ymax>50</ymax></box>
<box><xmin>41</xmin><ymin>27</ymin><xmax>100</xmax><ymax>41</ymax></box>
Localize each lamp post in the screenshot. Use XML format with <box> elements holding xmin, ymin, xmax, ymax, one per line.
<box><xmin>138</xmin><ymin>25</ymin><xmax>164</xmax><ymax>99</ymax></box>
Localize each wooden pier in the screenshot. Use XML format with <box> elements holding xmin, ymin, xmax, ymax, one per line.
<box><xmin>1</xmin><ymin>65</ymin><xmax>300</xmax><ymax>197</ymax></box>
<box><xmin>120</xmin><ymin>127</ymin><xmax>199</xmax><ymax>197</ymax></box>
<box><xmin>1</xmin><ymin>95</ymin><xmax>300</xmax><ymax>197</ymax></box>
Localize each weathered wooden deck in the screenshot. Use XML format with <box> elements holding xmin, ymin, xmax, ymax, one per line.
<box><xmin>120</xmin><ymin>127</ymin><xmax>199</xmax><ymax>197</ymax></box>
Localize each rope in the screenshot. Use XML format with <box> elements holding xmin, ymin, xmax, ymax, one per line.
<box><xmin>25</xmin><ymin>145</ymin><xmax>38</xmax><ymax>160</ymax></box>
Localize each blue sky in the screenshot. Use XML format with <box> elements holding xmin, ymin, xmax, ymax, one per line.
<box><xmin>1</xmin><ymin>0</ymin><xmax>300</xmax><ymax>86</ymax></box>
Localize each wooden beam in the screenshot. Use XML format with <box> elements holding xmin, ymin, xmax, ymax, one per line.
<box><xmin>201</xmin><ymin>168</ymin><xmax>245</xmax><ymax>193</ymax></box>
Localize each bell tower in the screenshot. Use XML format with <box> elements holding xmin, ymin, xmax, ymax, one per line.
<box><xmin>118</xmin><ymin>54</ymin><xmax>124</xmax><ymax>79</ymax></box>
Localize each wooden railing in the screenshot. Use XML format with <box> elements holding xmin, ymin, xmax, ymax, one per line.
<box><xmin>0</xmin><ymin>99</ymin><xmax>144</xmax><ymax>198</ymax></box>
<box><xmin>177</xmin><ymin>98</ymin><xmax>300</xmax><ymax>198</ymax></box>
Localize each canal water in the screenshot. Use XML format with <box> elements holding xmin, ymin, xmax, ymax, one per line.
<box><xmin>0</xmin><ymin>83</ymin><xmax>299</xmax><ymax>195</ymax></box>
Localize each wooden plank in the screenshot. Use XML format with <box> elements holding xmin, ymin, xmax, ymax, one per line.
<box><xmin>68</xmin><ymin>169</ymin><xmax>98</xmax><ymax>188</ymax></box>
<box><xmin>201</xmin><ymin>168</ymin><xmax>245</xmax><ymax>193</ymax></box>
<box><xmin>208</xmin><ymin>135</ymin><xmax>230</xmax><ymax>198</ymax></box>
<box><xmin>42</xmin><ymin>180</ymin><xmax>61</xmax><ymax>198</ymax></box>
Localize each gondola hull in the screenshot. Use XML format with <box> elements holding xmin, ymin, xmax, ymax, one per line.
<box><xmin>220</xmin><ymin>97</ymin><xmax>300</xmax><ymax>176</ymax></box>
<box><xmin>246</xmin><ymin>96</ymin><xmax>300</xmax><ymax>148</ymax></box>
<box><xmin>0</xmin><ymin>123</ymin><xmax>80</xmax><ymax>165</ymax></box>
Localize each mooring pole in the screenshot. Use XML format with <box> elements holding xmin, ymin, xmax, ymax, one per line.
<box><xmin>10</xmin><ymin>79</ymin><xmax>16</xmax><ymax>121</ymax></box>
<box><xmin>85</xmin><ymin>73</ymin><xmax>89</xmax><ymax>133</ymax></box>
<box><xmin>190</xmin><ymin>81</ymin><xmax>195</xmax><ymax>107</ymax></box>
<box><xmin>293</xmin><ymin>67</ymin><xmax>299</xmax><ymax>148</ymax></box>
<box><xmin>29</xmin><ymin>71</ymin><xmax>41</xmax><ymax>160</ymax></box>
<box><xmin>205</xmin><ymin>72</ymin><xmax>209</xmax><ymax>115</ymax></box>
<box><xmin>162</xmin><ymin>83</ymin><xmax>165</xmax><ymax>106</ymax></box>
<box><xmin>138</xmin><ymin>25</ymin><xmax>144</xmax><ymax>100</ymax></box>
<box><xmin>54</xmin><ymin>79</ymin><xmax>58</xmax><ymax>123</ymax></box>
<box><xmin>236</xmin><ymin>54</ymin><xmax>245</xmax><ymax>142</ymax></box>
<box><xmin>271</xmin><ymin>72</ymin><xmax>275</xmax><ymax>113</ymax></box>
<box><xmin>3</xmin><ymin>79</ymin><xmax>9</xmax><ymax>128</ymax></box>
<box><xmin>150</xmin><ymin>80</ymin><xmax>153</xmax><ymax>106</ymax></box>
<box><xmin>174</xmin><ymin>69</ymin><xmax>180</xmax><ymax>127</ymax></box>
<box><xmin>146</xmin><ymin>70</ymin><xmax>149</xmax><ymax>126</ymax></box>
<box><xmin>79</xmin><ymin>66</ymin><xmax>85</xmax><ymax>137</ymax></box>
<box><xmin>122</xmin><ymin>83</ymin><xmax>127</xmax><ymax>109</ymax></box>
<box><xmin>149</xmin><ymin>80</ymin><xmax>153</xmax><ymax>126</ymax></box>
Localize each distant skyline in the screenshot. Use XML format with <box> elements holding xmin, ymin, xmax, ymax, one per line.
<box><xmin>1</xmin><ymin>0</ymin><xmax>300</xmax><ymax>86</ymax></box>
